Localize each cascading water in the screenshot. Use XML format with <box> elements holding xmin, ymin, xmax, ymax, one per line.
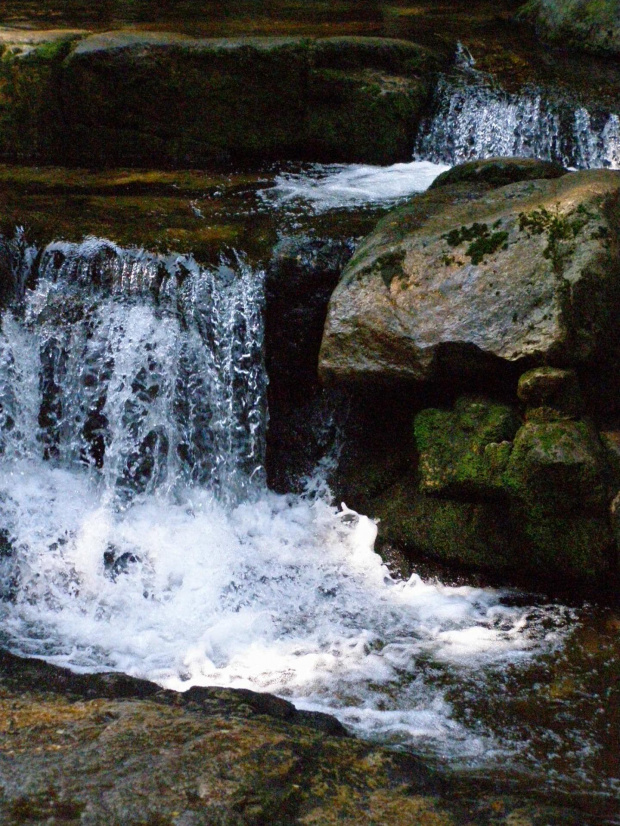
<box><xmin>415</xmin><ymin>44</ymin><xmax>620</xmax><ymax>169</ymax></box>
<box><xmin>0</xmin><ymin>230</ymin><xmax>611</xmax><ymax>796</ymax></box>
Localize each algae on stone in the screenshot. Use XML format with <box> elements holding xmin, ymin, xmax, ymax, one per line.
<box><xmin>414</xmin><ymin>396</ymin><xmax>520</xmax><ymax>500</ymax></box>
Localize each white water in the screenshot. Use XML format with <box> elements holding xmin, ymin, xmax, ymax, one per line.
<box><xmin>262</xmin><ymin>160</ymin><xmax>449</xmax><ymax>213</ymax></box>
<box><xmin>0</xmin><ymin>232</ymin><xmax>574</xmax><ymax>767</ymax></box>
<box><xmin>415</xmin><ymin>45</ymin><xmax>620</xmax><ymax>170</ymax></box>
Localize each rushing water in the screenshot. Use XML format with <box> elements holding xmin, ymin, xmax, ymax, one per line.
<box><xmin>0</xmin><ymin>230</ymin><xmax>589</xmax><ymax>784</ymax></box>
<box><xmin>261</xmin><ymin>159</ymin><xmax>449</xmax><ymax>213</ymax></box>
<box><xmin>0</xmin><ymin>64</ymin><xmax>619</xmax><ymax>810</ymax></box>
<box><xmin>415</xmin><ymin>45</ymin><xmax>620</xmax><ymax>170</ymax></box>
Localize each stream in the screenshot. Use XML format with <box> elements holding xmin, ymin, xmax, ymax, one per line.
<box><xmin>0</xmin><ymin>34</ymin><xmax>618</xmax><ymax>823</ymax></box>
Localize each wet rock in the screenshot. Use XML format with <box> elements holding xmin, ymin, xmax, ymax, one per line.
<box><xmin>266</xmin><ymin>236</ymin><xmax>354</xmax><ymax>384</ymax></box>
<box><xmin>374</xmin><ymin>481</ymin><xmax>514</xmax><ymax>572</ymax></box>
<box><xmin>0</xmin><ymin>32</ymin><xmax>445</xmax><ymax>166</ymax></box>
<box><xmin>429</xmin><ymin>157</ymin><xmax>567</xmax><ymax>191</ymax></box>
<box><xmin>414</xmin><ymin>396</ymin><xmax>520</xmax><ymax>499</ymax></box>
<box><xmin>503</xmin><ymin>419</ymin><xmax>614</xmax><ymax>580</ymax></box>
<box><xmin>0</xmin><ymin>648</ymin><xmax>590</xmax><ymax>826</ymax></box>
<box><xmin>517</xmin><ymin>366</ymin><xmax>584</xmax><ymax>422</ymax></box>
<box><xmin>363</xmin><ymin>381</ymin><xmax>616</xmax><ymax>584</ymax></box>
<box><xmin>526</xmin><ymin>0</ymin><xmax>620</xmax><ymax>58</ymax></box>
<box><xmin>265</xmin><ymin>236</ymin><xmax>355</xmax><ymax>492</ymax></box>
<box><xmin>319</xmin><ymin>169</ymin><xmax>620</xmax><ymax>386</ymax></box>
<box><xmin>504</xmin><ymin>419</ymin><xmax>609</xmax><ymax>513</ymax></box>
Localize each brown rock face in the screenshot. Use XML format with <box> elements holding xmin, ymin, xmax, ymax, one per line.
<box><xmin>319</xmin><ymin>169</ymin><xmax>620</xmax><ymax>386</ymax></box>
<box><xmin>0</xmin><ymin>649</ymin><xmax>589</xmax><ymax>826</ymax></box>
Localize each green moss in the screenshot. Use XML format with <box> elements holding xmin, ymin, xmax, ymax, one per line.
<box><xmin>374</xmin><ymin>482</ymin><xmax>514</xmax><ymax>570</ymax></box>
<box><xmin>442</xmin><ymin>221</ymin><xmax>509</xmax><ymax>265</ymax></box>
<box><xmin>503</xmin><ymin>420</ymin><xmax>609</xmax><ymax>512</ymax></box>
<box><xmin>518</xmin><ymin>203</ymin><xmax>594</xmax><ymax>274</ymax></box>
<box><xmin>370</xmin><ymin>249</ymin><xmax>406</xmax><ymax>288</ymax></box>
<box><xmin>414</xmin><ymin>396</ymin><xmax>521</xmax><ymax>500</ymax></box>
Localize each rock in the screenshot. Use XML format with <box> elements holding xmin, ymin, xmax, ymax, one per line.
<box><xmin>0</xmin><ymin>648</ymin><xmax>587</xmax><ymax>826</ymax></box>
<box><xmin>365</xmin><ymin>385</ymin><xmax>616</xmax><ymax>585</ymax></box>
<box><xmin>601</xmin><ymin>430</ymin><xmax>620</xmax><ymax>485</ymax></box>
<box><xmin>266</xmin><ymin>236</ymin><xmax>354</xmax><ymax>384</ymax></box>
<box><xmin>517</xmin><ymin>367</ymin><xmax>584</xmax><ymax>422</ymax></box>
<box><xmin>0</xmin><ymin>166</ymin><xmax>280</xmax><ymax>270</ymax></box>
<box><xmin>319</xmin><ymin>169</ymin><xmax>620</xmax><ymax>386</ymax></box>
<box><xmin>0</xmin><ymin>33</ymin><xmax>444</xmax><ymax>166</ymax></box>
<box><xmin>414</xmin><ymin>396</ymin><xmax>520</xmax><ymax>499</ymax></box>
<box><xmin>503</xmin><ymin>419</ymin><xmax>614</xmax><ymax>579</ymax></box>
<box><xmin>374</xmin><ymin>481</ymin><xmax>514</xmax><ymax>572</ymax></box>
<box><xmin>526</xmin><ymin>0</ymin><xmax>620</xmax><ymax>57</ymax></box>
<box><xmin>264</xmin><ymin>236</ymin><xmax>355</xmax><ymax>493</ymax></box>
<box><xmin>504</xmin><ymin>419</ymin><xmax>609</xmax><ymax>513</ymax></box>
<box><xmin>429</xmin><ymin>157</ymin><xmax>567</xmax><ymax>191</ymax></box>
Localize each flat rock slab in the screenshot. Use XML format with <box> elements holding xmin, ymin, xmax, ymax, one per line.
<box><xmin>0</xmin><ymin>649</ymin><xmax>592</xmax><ymax>825</ymax></box>
<box><xmin>320</xmin><ymin>168</ymin><xmax>620</xmax><ymax>385</ymax></box>
<box><xmin>0</xmin><ymin>32</ymin><xmax>444</xmax><ymax>166</ymax></box>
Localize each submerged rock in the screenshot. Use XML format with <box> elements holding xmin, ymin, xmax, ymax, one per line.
<box><xmin>319</xmin><ymin>168</ymin><xmax>620</xmax><ymax>385</ymax></box>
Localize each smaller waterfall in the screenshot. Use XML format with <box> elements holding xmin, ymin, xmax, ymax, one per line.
<box><xmin>0</xmin><ymin>233</ymin><xmax>267</xmax><ymax>505</ymax></box>
<box><xmin>415</xmin><ymin>45</ymin><xmax>620</xmax><ymax>169</ymax></box>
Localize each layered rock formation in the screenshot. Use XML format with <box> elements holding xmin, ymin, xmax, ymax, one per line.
<box><xmin>0</xmin><ymin>32</ymin><xmax>444</xmax><ymax>166</ymax></box>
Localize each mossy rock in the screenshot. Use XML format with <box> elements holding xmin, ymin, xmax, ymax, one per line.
<box><xmin>0</xmin><ymin>35</ymin><xmax>77</xmax><ymax>163</ymax></box>
<box><xmin>414</xmin><ymin>396</ymin><xmax>521</xmax><ymax>500</ymax></box>
<box><xmin>503</xmin><ymin>419</ymin><xmax>610</xmax><ymax>513</ymax></box>
<box><xmin>429</xmin><ymin>157</ymin><xmax>567</xmax><ymax>191</ymax></box>
<box><xmin>0</xmin><ymin>32</ymin><xmax>443</xmax><ymax>166</ymax></box>
<box><xmin>517</xmin><ymin>366</ymin><xmax>584</xmax><ymax>422</ymax></box>
<box><xmin>525</xmin><ymin>0</ymin><xmax>620</xmax><ymax>57</ymax></box>
<box><xmin>374</xmin><ymin>481</ymin><xmax>514</xmax><ymax>571</ymax></box>
<box><xmin>509</xmin><ymin>504</ymin><xmax>613</xmax><ymax>580</ymax></box>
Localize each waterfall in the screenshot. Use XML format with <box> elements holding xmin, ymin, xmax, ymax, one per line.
<box><xmin>415</xmin><ymin>45</ymin><xmax>620</xmax><ymax>169</ymax></box>
<box><xmin>0</xmin><ymin>233</ymin><xmax>267</xmax><ymax>505</ymax></box>
<box><xmin>0</xmin><ymin>229</ymin><xmax>582</xmax><ymax>780</ymax></box>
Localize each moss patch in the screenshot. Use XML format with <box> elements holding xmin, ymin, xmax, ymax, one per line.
<box><xmin>414</xmin><ymin>396</ymin><xmax>521</xmax><ymax>500</ymax></box>
<box><xmin>442</xmin><ymin>220</ymin><xmax>509</xmax><ymax>265</ymax></box>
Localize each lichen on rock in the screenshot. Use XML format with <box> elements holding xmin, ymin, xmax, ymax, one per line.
<box><xmin>319</xmin><ymin>168</ymin><xmax>620</xmax><ymax>386</ymax></box>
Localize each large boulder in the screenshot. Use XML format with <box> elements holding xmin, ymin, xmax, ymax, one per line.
<box><xmin>526</xmin><ymin>0</ymin><xmax>620</xmax><ymax>57</ymax></box>
<box><xmin>319</xmin><ymin>168</ymin><xmax>620</xmax><ymax>385</ymax></box>
<box><xmin>0</xmin><ymin>32</ymin><xmax>443</xmax><ymax>166</ymax></box>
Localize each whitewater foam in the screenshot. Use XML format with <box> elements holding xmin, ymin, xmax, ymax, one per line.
<box><xmin>261</xmin><ymin>160</ymin><xmax>449</xmax><ymax>213</ymax></box>
<box><xmin>0</xmin><ymin>233</ymin><xmax>574</xmax><ymax>769</ymax></box>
